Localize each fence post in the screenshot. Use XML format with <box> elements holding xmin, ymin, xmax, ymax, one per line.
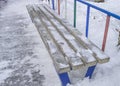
<box><xmin>65</xmin><ymin>0</ymin><xmax>67</xmax><ymax>19</ymax></box>
<box><xmin>52</xmin><ymin>0</ymin><xmax>55</xmax><ymax>10</ymax></box>
<box><xmin>86</xmin><ymin>6</ymin><xmax>90</xmax><ymax>38</ymax></box>
<box><xmin>102</xmin><ymin>15</ymin><xmax>110</xmax><ymax>51</ymax></box>
<box><xmin>58</xmin><ymin>0</ymin><xmax>60</xmax><ymax>15</ymax></box>
<box><xmin>74</xmin><ymin>0</ymin><xmax>77</xmax><ymax>27</ymax></box>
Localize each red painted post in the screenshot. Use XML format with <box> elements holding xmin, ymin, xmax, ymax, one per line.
<box><xmin>102</xmin><ymin>15</ymin><xmax>110</xmax><ymax>51</ymax></box>
<box><xmin>58</xmin><ymin>0</ymin><xmax>60</xmax><ymax>15</ymax></box>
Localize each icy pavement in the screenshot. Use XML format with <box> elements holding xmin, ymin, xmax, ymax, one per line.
<box><xmin>0</xmin><ymin>0</ymin><xmax>60</xmax><ymax>86</ymax></box>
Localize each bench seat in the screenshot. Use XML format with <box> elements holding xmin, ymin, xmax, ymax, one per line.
<box><xmin>26</xmin><ymin>4</ymin><xmax>110</xmax><ymax>86</ymax></box>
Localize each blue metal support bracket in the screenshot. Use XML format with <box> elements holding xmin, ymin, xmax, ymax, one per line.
<box><xmin>59</xmin><ymin>72</ymin><xmax>71</xmax><ymax>86</ymax></box>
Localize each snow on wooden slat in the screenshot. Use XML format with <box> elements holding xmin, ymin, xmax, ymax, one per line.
<box><xmin>37</xmin><ymin>6</ymin><xmax>84</xmax><ymax>70</ymax></box>
<box><xmin>39</xmin><ymin>5</ymin><xmax>97</xmax><ymax>66</ymax></box>
<box><xmin>43</xmin><ymin>5</ymin><xmax>110</xmax><ymax>64</ymax></box>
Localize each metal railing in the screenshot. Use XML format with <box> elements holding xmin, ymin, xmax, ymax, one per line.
<box><xmin>51</xmin><ymin>0</ymin><xmax>120</xmax><ymax>51</ymax></box>
<box><xmin>74</xmin><ymin>0</ymin><xmax>120</xmax><ymax>51</ymax></box>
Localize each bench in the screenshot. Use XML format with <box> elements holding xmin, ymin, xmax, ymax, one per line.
<box><xmin>26</xmin><ymin>4</ymin><xmax>110</xmax><ymax>86</ymax></box>
<box><xmin>0</xmin><ymin>0</ymin><xmax>7</xmax><ymax>3</ymax></box>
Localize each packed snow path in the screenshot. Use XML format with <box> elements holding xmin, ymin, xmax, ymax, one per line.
<box><xmin>0</xmin><ymin>0</ymin><xmax>61</xmax><ymax>86</ymax></box>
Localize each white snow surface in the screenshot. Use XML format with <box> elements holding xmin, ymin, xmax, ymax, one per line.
<box><xmin>0</xmin><ymin>0</ymin><xmax>120</xmax><ymax>86</ymax></box>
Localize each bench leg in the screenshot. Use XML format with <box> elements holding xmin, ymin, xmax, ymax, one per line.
<box><xmin>68</xmin><ymin>67</ymin><xmax>88</xmax><ymax>83</ymax></box>
<box><xmin>85</xmin><ymin>65</ymin><xmax>96</xmax><ymax>78</ymax></box>
<box><xmin>58</xmin><ymin>72</ymin><xmax>70</xmax><ymax>86</ymax></box>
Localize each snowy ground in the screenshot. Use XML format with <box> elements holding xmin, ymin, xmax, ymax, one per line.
<box><xmin>0</xmin><ymin>0</ymin><xmax>61</xmax><ymax>86</ymax></box>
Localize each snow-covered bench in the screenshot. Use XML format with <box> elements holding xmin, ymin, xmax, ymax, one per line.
<box><xmin>26</xmin><ymin>4</ymin><xmax>110</xmax><ymax>86</ymax></box>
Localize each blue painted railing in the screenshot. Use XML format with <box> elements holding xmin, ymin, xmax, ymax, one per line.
<box><xmin>52</xmin><ymin>0</ymin><xmax>55</xmax><ymax>10</ymax></box>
